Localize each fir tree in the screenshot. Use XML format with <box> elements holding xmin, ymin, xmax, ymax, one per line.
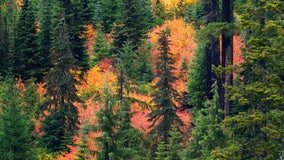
<box><xmin>94</xmin><ymin>0</ymin><xmax>119</xmax><ymax>33</ymax></box>
<box><xmin>147</xmin><ymin>30</ymin><xmax>182</xmax><ymax>156</ymax></box>
<box><xmin>185</xmin><ymin>82</ymin><xmax>225</xmax><ymax>159</ymax></box>
<box><xmin>211</xmin><ymin>1</ymin><xmax>284</xmax><ymax>159</ymax></box>
<box><xmin>14</xmin><ymin>0</ymin><xmax>42</xmax><ymax>82</ymax></box>
<box><xmin>37</xmin><ymin>0</ymin><xmax>53</xmax><ymax>81</ymax></box>
<box><xmin>90</xmin><ymin>29</ymin><xmax>111</xmax><ymax>67</ymax></box>
<box><xmin>41</xmin><ymin>15</ymin><xmax>80</xmax><ymax>152</ymax></box>
<box><xmin>94</xmin><ymin>88</ymin><xmax>121</xmax><ymax>160</ymax></box>
<box><xmin>112</xmin><ymin>0</ymin><xmax>154</xmax><ymax>52</ymax></box>
<box><xmin>0</xmin><ymin>77</ymin><xmax>35</xmax><ymax>160</ymax></box>
<box><xmin>68</xmin><ymin>0</ymin><xmax>92</xmax><ymax>75</ymax></box>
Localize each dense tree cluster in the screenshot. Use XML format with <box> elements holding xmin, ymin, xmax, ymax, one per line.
<box><xmin>0</xmin><ymin>0</ymin><xmax>283</xmax><ymax>159</ymax></box>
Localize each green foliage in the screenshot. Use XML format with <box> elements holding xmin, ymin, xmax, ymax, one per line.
<box><xmin>22</xmin><ymin>80</ymin><xmax>41</xmax><ymax>118</ymax></box>
<box><xmin>184</xmin><ymin>82</ymin><xmax>225</xmax><ymax>160</ymax></box>
<box><xmin>0</xmin><ymin>78</ymin><xmax>36</xmax><ymax>160</ymax></box>
<box><xmin>187</xmin><ymin>42</ymin><xmax>206</xmax><ymax>109</ymax></box>
<box><xmin>215</xmin><ymin>1</ymin><xmax>284</xmax><ymax>159</ymax></box>
<box><xmin>185</xmin><ymin>1</ymin><xmax>205</xmax><ymax>27</ymax></box>
<box><xmin>41</xmin><ymin>17</ymin><xmax>80</xmax><ymax>152</ymax></box>
<box><xmin>76</xmin><ymin>120</ymin><xmax>94</xmax><ymax>160</ymax></box>
<box><xmin>155</xmin><ymin>125</ymin><xmax>182</xmax><ymax>160</ymax></box>
<box><xmin>37</xmin><ymin>0</ymin><xmax>53</xmax><ymax>81</ymax></box>
<box><xmin>14</xmin><ymin>0</ymin><xmax>42</xmax><ymax>82</ymax></box>
<box><xmin>148</xmin><ymin>30</ymin><xmax>182</xmax><ymax>156</ymax></box>
<box><xmin>93</xmin><ymin>88</ymin><xmax>120</xmax><ymax>160</ymax></box>
<box><xmin>112</xmin><ymin>0</ymin><xmax>154</xmax><ymax>53</ymax></box>
<box><xmin>94</xmin><ymin>0</ymin><xmax>119</xmax><ymax>33</ymax></box>
<box><xmin>68</xmin><ymin>0</ymin><xmax>91</xmax><ymax>75</ymax></box>
<box><xmin>90</xmin><ymin>29</ymin><xmax>111</xmax><ymax>67</ymax></box>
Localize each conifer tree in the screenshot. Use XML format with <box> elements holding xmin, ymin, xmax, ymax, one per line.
<box><xmin>14</xmin><ymin>0</ymin><xmax>42</xmax><ymax>82</ymax></box>
<box><xmin>211</xmin><ymin>1</ymin><xmax>284</xmax><ymax>159</ymax></box>
<box><xmin>94</xmin><ymin>0</ymin><xmax>118</xmax><ymax>33</ymax></box>
<box><xmin>221</xmin><ymin>0</ymin><xmax>233</xmax><ymax>117</ymax></box>
<box><xmin>37</xmin><ymin>0</ymin><xmax>53</xmax><ymax>81</ymax></box>
<box><xmin>68</xmin><ymin>0</ymin><xmax>92</xmax><ymax>75</ymax></box>
<box><xmin>41</xmin><ymin>15</ymin><xmax>80</xmax><ymax>152</ymax></box>
<box><xmin>0</xmin><ymin>1</ymin><xmax>20</xmax><ymax>77</ymax></box>
<box><xmin>90</xmin><ymin>29</ymin><xmax>111</xmax><ymax>67</ymax></box>
<box><xmin>0</xmin><ymin>78</ymin><xmax>35</xmax><ymax>160</ymax></box>
<box><xmin>112</xmin><ymin>0</ymin><xmax>153</xmax><ymax>52</ymax></box>
<box><xmin>94</xmin><ymin>88</ymin><xmax>121</xmax><ymax>160</ymax></box>
<box><xmin>185</xmin><ymin>82</ymin><xmax>225</xmax><ymax>159</ymax></box>
<box><xmin>147</xmin><ymin>30</ymin><xmax>182</xmax><ymax>156</ymax></box>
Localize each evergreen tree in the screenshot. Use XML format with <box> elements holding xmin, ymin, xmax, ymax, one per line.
<box><xmin>14</xmin><ymin>0</ymin><xmax>42</xmax><ymax>82</ymax></box>
<box><xmin>184</xmin><ymin>82</ymin><xmax>225</xmax><ymax>159</ymax></box>
<box><xmin>68</xmin><ymin>0</ymin><xmax>92</xmax><ymax>75</ymax></box>
<box><xmin>94</xmin><ymin>0</ymin><xmax>118</xmax><ymax>33</ymax></box>
<box><xmin>221</xmin><ymin>0</ymin><xmax>234</xmax><ymax>117</ymax></box>
<box><xmin>147</xmin><ymin>30</ymin><xmax>182</xmax><ymax>156</ymax></box>
<box><xmin>155</xmin><ymin>125</ymin><xmax>182</xmax><ymax>160</ymax></box>
<box><xmin>211</xmin><ymin>1</ymin><xmax>284</xmax><ymax>159</ymax></box>
<box><xmin>76</xmin><ymin>120</ymin><xmax>94</xmax><ymax>160</ymax></box>
<box><xmin>94</xmin><ymin>88</ymin><xmax>121</xmax><ymax>160</ymax></box>
<box><xmin>37</xmin><ymin>0</ymin><xmax>53</xmax><ymax>81</ymax></box>
<box><xmin>0</xmin><ymin>0</ymin><xmax>19</xmax><ymax>77</ymax></box>
<box><xmin>187</xmin><ymin>42</ymin><xmax>206</xmax><ymax>109</ymax></box>
<box><xmin>167</xmin><ymin>125</ymin><xmax>182</xmax><ymax>160</ymax></box>
<box><xmin>0</xmin><ymin>78</ymin><xmax>35</xmax><ymax>160</ymax></box>
<box><xmin>90</xmin><ymin>29</ymin><xmax>111</xmax><ymax>67</ymax></box>
<box><xmin>41</xmin><ymin>16</ymin><xmax>80</xmax><ymax>152</ymax></box>
<box><xmin>116</xmin><ymin>100</ymin><xmax>146</xmax><ymax>159</ymax></box>
<box><xmin>112</xmin><ymin>0</ymin><xmax>153</xmax><ymax>52</ymax></box>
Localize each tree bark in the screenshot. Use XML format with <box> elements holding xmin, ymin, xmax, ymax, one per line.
<box><xmin>204</xmin><ymin>0</ymin><xmax>220</xmax><ymax>100</ymax></box>
<box><xmin>221</xmin><ymin>0</ymin><xmax>233</xmax><ymax>117</ymax></box>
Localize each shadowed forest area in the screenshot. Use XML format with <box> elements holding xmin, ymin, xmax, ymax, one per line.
<box><xmin>0</xmin><ymin>0</ymin><xmax>283</xmax><ymax>159</ymax></box>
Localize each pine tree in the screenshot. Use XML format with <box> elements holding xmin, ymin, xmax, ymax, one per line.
<box><xmin>41</xmin><ymin>15</ymin><xmax>80</xmax><ymax>152</ymax></box>
<box><xmin>147</xmin><ymin>30</ymin><xmax>182</xmax><ymax>156</ymax></box>
<box><xmin>0</xmin><ymin>77</ymin><xmax>35</xmax><ymax>160</ymax></box>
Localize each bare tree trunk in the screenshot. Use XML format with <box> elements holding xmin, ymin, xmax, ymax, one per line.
<box><xmin>221</xmin><ymin>0</ymin><xmax>233</xmax><ymax>117</ymax></box>
<box><xmin>204</xmin><ymin>0</ymin><xmax>220</xmax><ymax>100</ymax></box>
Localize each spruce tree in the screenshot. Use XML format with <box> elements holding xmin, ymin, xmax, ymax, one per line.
<box><xmin>14</xmin><ymin>0</ymin><xmax>42</xmax><ymax>82</ymax></box>
<box><xmin>147</xmin><ymin>30</ymin><xmax>182</xmax><ymax>156</ymax></box>
<box><xmin>41</xmin><ymin>15</ymin><xmax>80</xmax><ymax>152</ymax></box>
<box><xmin>0</xmin><ymin>78</ymin><xmax>35</xmax><ymax>160</ymax></box>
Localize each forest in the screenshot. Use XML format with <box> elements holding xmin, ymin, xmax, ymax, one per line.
<box><xmin>0</xmin><ymin>0</ymin><xmax>283</xmax><ymax>159</ymax></box>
